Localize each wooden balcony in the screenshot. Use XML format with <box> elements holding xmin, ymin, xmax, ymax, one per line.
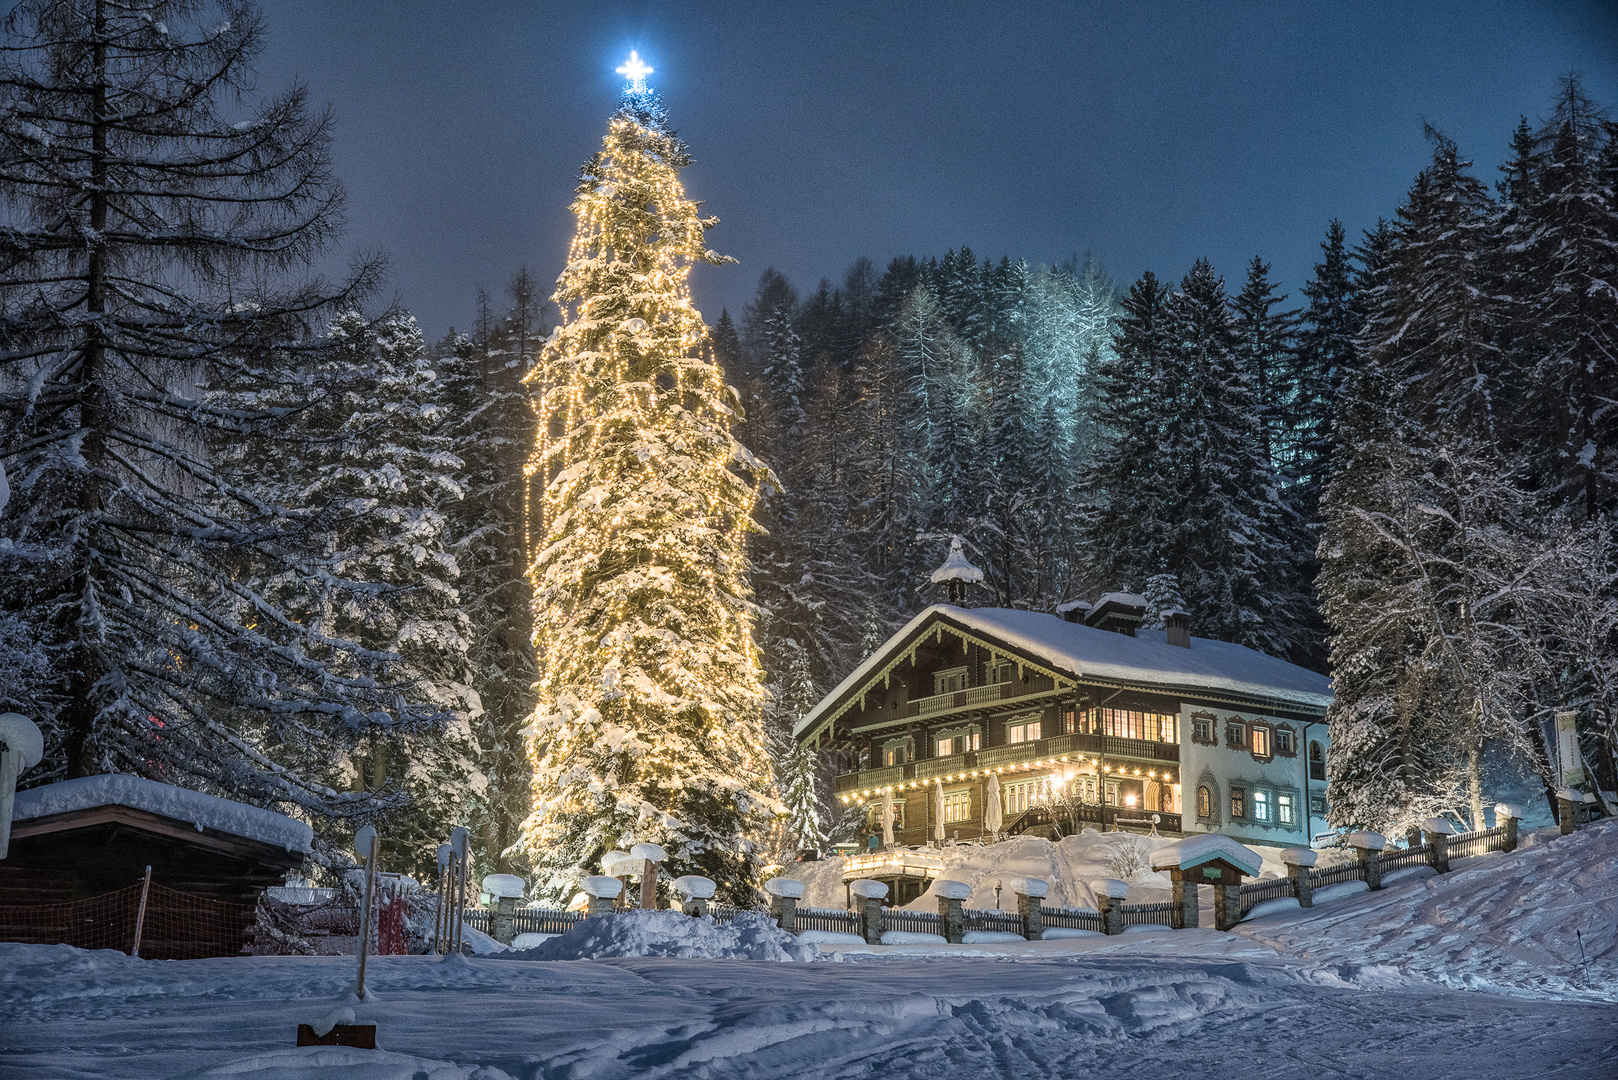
<box><xmin>833</xmin><ymin>730</ymin><xmax>1179</xmax><ymax>793</ymax></box>
<box><xmin>912</xmin><ymin>681</ymin><xmax>1010</xmax><ymax>717</ymax></box>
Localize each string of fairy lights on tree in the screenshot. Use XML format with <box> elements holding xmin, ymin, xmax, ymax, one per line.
<box><xmin>518</xmin><ymin>57</ymin><xmax>779</xmax><ymax>901</ymax></box>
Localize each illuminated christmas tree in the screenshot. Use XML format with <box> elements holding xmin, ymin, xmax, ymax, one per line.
<box><xmin>521</xmin><ymin>58</ymin><xmax>780</xmax><ymax>903</ymax></box>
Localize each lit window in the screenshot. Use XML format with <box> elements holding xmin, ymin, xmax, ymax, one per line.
<box><xmin>935</xmin><ymin>730</ymin><xmax>980</xmax><ymax>757</ymax></box>
<box><xmin>1006</xmin><ymin>720</ymin><xmax>1041</xmax><ymax>744</ymax></box>
<box><xmin>1277</xmin><ymin>793</ymin><xmax>1296</xmax><ymax>825</ymax></box>
<box><xmin>1252</xmin><ymin>789</ymin><xmax>1272</xmax><ymax>823</ymax></box>
<box><xmin>943</xmin><ymin>790</ymin><xmax>971</xmax><ymax>823</ymax></box>
<box><xmin>1251</xmin><ymin>727</ymin><xmax>1271</xmax><ymax>758</ymax></box>
<box><xmin>1197</xmin><ymin>785</ymin><xmax>1212</xmax><ymax>818</ymax></box>
<box><xmin>883</xmin><ymin>742</ymin><xmax>910</xmax><ymax>766</ymax></box>
<box><xmin>1230</xmin><ymin>787</ymin><xmax>1246</xmax><ymax>818</ymax></box>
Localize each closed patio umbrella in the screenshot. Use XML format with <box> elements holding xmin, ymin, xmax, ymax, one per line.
<box><xmin>881</xmin><ymin>788</ymin><xmax>895</xmax><ymax>848</ymax></box>
<box><xmin>933</xmin><ymin>779</ymin><xmax>946</xmax><ymax>842</ymax></box>
<box><xmin>984</xmin><ymin>772</ymin><xmax>1003</xmax><ymax>837</ymax></box>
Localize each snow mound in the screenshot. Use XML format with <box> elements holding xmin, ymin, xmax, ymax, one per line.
<box><xmin>172</xmin><ymin>1046</ymin><xmax>514</xmax><ymax>1079</ymax></box>
<box><xmin>509</xmin><ymin>909</ymin><xmax>816</xmax><ymax>962</ymax></box>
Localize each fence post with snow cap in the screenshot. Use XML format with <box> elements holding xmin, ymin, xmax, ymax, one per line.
<box><xmin>764</xmin><ymin>877</ymin><xmax>803</xmax><ymax>930</ymax></box>
<box><xmin>934</xmin><ymin>879</ymin><xmax>970</xmax><ymax>943</ymax></box>
<box><xmin>672</xmin><ymin>876</ymin><xmax>715</xmax><ymax>917</ymax></box>
<box><xmin>582</xmin><ymin>875</ymin><xmax>623</xmax><ymax>917</ymax></box>
<box><xmin>1149</xmin><ymin>834</ymin><xmax>1264</xmax><ymax>930</ymax></box>
<box><xmin>1495</xmin><ymin>803</ymin><xmax>1522</xmax><ymax>852</ymax></box>
<box><xmin>1090</xmin><ymin>878</ymin><xmax>1128</xmax><ymax>936</ymax></box>
<box><xmin>629</xmin><ymin>843</ymin><xmax>667</xmax><ymax>909</ymax></box>
<box><xmin>1281</xmin><ymin>848</ymin><xmax>1317</xmax><ymax>907</ymax></box>
<box><xmin>482</xmin><ymin>874</ymin><xmax>526</xmax><ymax>946</ymax></box>
<box><xmin>1348</xmin><ymin>831</ymin><xmax>1386</xmax><ymax>890</ymax></box>
<box><xmin>849</xmin><ymin>879</ymin><xmax>887</xmax><ymax>944</ymax></box>
<box><xmin>601</xmin><ymin>850</ymin><xmax>635</xmax><ymax>909</ymax></box>
<box><xmin>1421</xmin><ymin>817</ymin><xmax>1454</xmax><ymax>873</ymax></box>
<box><xmin>1556</xmin><ymin>788</ymin><xmax>1593</xmax><ymax>836</ymax></box>
<box><xmin>1011</xmin><ymin>877</ymin><xmax>1048</xmax><ymax>940</ymax></box>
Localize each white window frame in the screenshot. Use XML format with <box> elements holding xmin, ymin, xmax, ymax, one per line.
<box><xmin>933</xmin><ymin>666</ymin><xmax>968</xmax><ymax>695</ymax></box>
<box><xmin>943</xmin><ymin>789</ymin><xmax>971</xmax><ymax>824</ymax></box>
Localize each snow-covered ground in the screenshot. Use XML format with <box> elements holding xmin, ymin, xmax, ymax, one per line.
<box><xmin>3</xmin><ymin>822</ymin><xmax>1616</xmax><ymax>1079</ymax></box>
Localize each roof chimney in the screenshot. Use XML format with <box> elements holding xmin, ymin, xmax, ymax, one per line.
<box><xmin>1056</xmin><ymin>599</ymin><xmax>1091</xmax><ymax>624</ymax></box>
<box><xmin>1084</xmin><ymin>592</ymin><xmax>1148</xmax><ymax>636</ymax></box>
<box><xmin>1163</xmin><ymin>608</ymin><xmax>1191</xmax><ymax>648</ymax></box>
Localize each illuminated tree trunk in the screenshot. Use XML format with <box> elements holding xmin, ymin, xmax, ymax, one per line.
<box><xmin>522</xmin><ymin>86</ymin><xmax>779</xmax><ymax>904</ymax></box>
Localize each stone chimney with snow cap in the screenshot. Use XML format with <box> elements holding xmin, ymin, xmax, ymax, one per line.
<box><xmin>1162</xmin><ymin>608</ymin><xmax>1191</xmax><ymax>648</ymax></box>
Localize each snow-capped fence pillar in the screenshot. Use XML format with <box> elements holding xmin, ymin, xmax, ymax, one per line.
<box><xmin>764</xmin><ymin>877</ymin><xmax>804</xmax><ymax>931</ymax></box>
<box><xmin>1169</xmin><ymin>872</ymin><xmax>1198</xmax><ymax>930</ymax></box>
<box><xmin>582</xmin><ymin>875</ymin><xmax>623</xmax><ymax>917</ymax></box>
<box><xmin>601</xmin><ymin>850</ymin><xmax>634</xmax><ymax>910</ymax></box>
<box><xmin>849</xmin><ymin>879</ymin><xmax>887</xmax><ymax>944</ymax></box>
<box><xmin>1495</xmin><ymin>803</ymin><xmax>1522</xmax><ymax>852</ymax></box>
<box><xmin>481</xmin><ymin>874</ymin><xmax>526</xmax><ymax>946</ymax></box>
<box><xmin>672</xmin><ymin>875</ymin><xmax>716</xmax><ymax>918</ymax></box>
<box><xmin>1556</xmin><ymin>788</ymin><xmax>1594</xmax><ymax>836</ymax></box>
<box><xmin>1421</xmin><ymin>817</ymin><xmax>1455</xmax><ymax>874</ymax></box>
<box><xmin>1090</xmin><ymin>878</ymin><xmax>1128</xmax><ymax>935</ymax></box>
<box><xmin>1280</xmin><ymin>848</ymin><xmax>1317</xmax><ymax>907</ymax></box>
<box><xmin>934</xmin><ymin>879</ymin><xmax>971</xmax><ymax>943</ymax></box>
<box><xmin>1012</xmin><ymin>877</ymin><xmax>1048</xmax><ymax>940</ymax></box>
<box><xmin>1348</xmin><ymin>831</ymin><xmax>1386</xmax><ymax>890</ymax></box>
<box><xmin>630</xmin><ymin>844</ymin><xmax>667</xmax><ymax>909</ymax></box>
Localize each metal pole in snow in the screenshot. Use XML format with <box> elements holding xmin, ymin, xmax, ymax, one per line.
<box><xmin>131</xmin><ymin>865</ymin><xmax>152</xmax><ymax>957</ymax></box>
<box><xmin>355</xmin><ymin>832</ymin><xmax>378</xmax><ymax>999</ymax></box>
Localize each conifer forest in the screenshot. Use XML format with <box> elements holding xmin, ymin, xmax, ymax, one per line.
<box><xmin>0</xmin><ymin>0</ymin><xmax>1614</xmax><ymax>893</ymax></box>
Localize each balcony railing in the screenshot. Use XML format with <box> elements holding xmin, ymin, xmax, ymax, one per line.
<box><xmin>913</xmin><ymin>681</ymin><xmax>1009</xmax><ymax>716</ymax></box>
<box><xmin>833</xmin><ymin>731</ymin><xmax>1178</xmax><ymax>794</ymax></box>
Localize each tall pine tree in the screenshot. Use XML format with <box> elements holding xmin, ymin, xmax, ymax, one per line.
<box><xmin>521</xmin><ymin>85</ymin><xmax>778</xmax><ymax>903</ymax></box>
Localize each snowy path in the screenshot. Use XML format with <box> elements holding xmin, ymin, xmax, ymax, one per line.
<box><xmin>2</xmin><ymin>944</ymin><xmax>1614</xmax><ymax>1079</ymax></box>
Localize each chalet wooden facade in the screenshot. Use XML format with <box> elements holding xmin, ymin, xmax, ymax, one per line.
<box><xmin>794</xmin><ymin>598</ymin><xmax>1333</xmax><ymax>851</ymax></box>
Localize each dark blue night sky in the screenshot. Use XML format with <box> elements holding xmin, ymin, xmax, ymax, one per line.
<box><xmin>257</xmin><ymin>0</ymin><xmax>1617</xmax><ymax>336</ymax></box>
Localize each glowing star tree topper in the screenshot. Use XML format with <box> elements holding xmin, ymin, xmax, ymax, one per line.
<box><xmin>616</xmin><ymin>51</ymin><xmax>653</xmax><ymax>91</ymax></box>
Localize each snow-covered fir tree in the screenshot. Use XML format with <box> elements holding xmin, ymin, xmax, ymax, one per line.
<box><xmin>0</xmin><ymin>0</ymin><xmax>424</xmax><ymax>831</ymax></box>
<box><xmin>217</xmin><ymin>310</ymin><xmax>483</xmax><ymax>874</ymax></box>
<box><xmin>521</xmin><ymin>85</ymin><xmax>779</xmax><ymax>904</ymax></box>
<box><xmin>436</xmin><ymin>275</ymin><xmax>545</xmax><ymax>876</ymax></box>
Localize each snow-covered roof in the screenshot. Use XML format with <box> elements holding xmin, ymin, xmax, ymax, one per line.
<box><xmin>1095</xmin><ymin>592</ymin><xmax>1147</xmax><ymax>610</ymax></box>
<box><xmin>795</xmin><ymin>605</ymin><xmax>1333</xmax><ymax>737</ymax></box>
<box><xmin>1149</xmin><ymin>833</ymin><xmax>1263</xmax><ymax>877</ymax></box>
<box><xmin>12</xmin><ymin>774</ymin><xmax>313</xmax><ymax>853</ymax></box>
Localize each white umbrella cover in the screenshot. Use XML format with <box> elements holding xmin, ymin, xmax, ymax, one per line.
<box><xmin>984</xmin><ymin>772</ymin><xmax>1003</xmax><ymax>835</ymax></box>
<box><xmin>933</xmin><ymin>779</ymin><xmax>946</xmax><ymax>841</ymax></box>
<box><xmin>881</xmin><ymin>788</ymin><xmax>895</xmax><ymax>848</ymax></box>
